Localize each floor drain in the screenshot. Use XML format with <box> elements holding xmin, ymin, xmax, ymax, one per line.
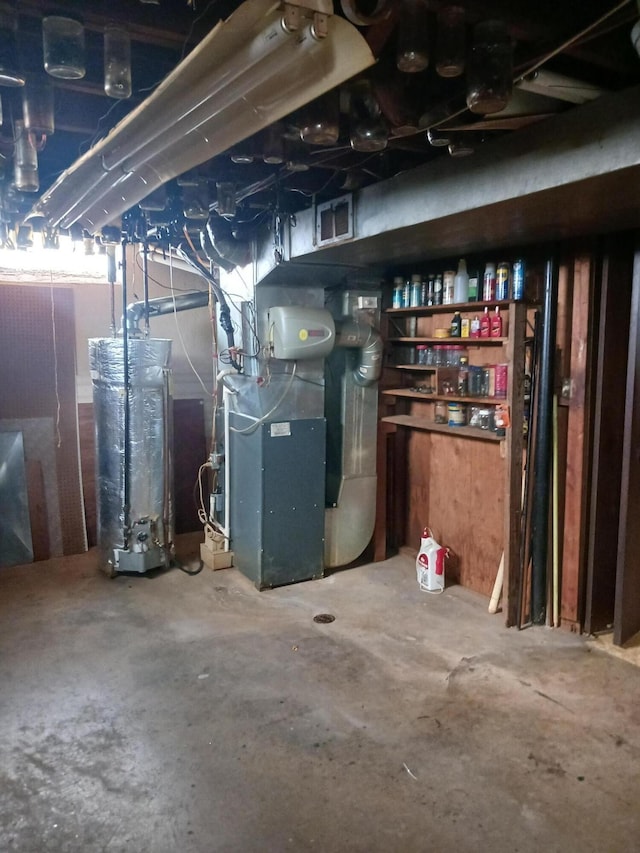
<box><xmin>313</xmin><ymin>613</ymin><xmax>335</xmax><ymax>624</ymax></box>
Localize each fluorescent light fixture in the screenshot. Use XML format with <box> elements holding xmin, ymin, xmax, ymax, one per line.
<box><xmin>30</xmin><ymin>0</ymin><xmax>375</xmax><ymax>235</ymax></box>
<box><xmin>517</xmin><ymin>70</ymin><xmax>607</xmax><ymax>105</ymax></box>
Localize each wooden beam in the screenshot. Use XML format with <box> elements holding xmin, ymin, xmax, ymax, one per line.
<box><xmin>560</xmin><ymin>252</ymin><xmax>594</xmax><ymax>631</ymax></box>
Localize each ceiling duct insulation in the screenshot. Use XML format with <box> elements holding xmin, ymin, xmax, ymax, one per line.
<box><xmin>29</xmin><ymin>0</ymin><xmax>375</xmax><ymax>235</ymax></box>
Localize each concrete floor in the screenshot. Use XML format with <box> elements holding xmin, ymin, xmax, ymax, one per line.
<box><xmin>1</xmin><ymin>537</ymin><xmax>639</xmax><ymax>853</ymax></box>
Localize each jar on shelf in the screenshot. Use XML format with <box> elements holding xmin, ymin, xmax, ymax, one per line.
<box><xmin>449</xmin><ymin>345</ymin><xmax>465</xmax><ymax>367</ymax></box>
<box><xmin>417</xmin><ymin>344</ymin><xmax>428</xmax><ymax>364</ymax></box>
<box><xmin>434</xmin><ymin>400</ymin><xmax>447</xmax><ymax>424</ymax></box>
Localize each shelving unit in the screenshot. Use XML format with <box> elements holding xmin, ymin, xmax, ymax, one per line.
<box><xmin>378</xmin><ymin>297</ymin><xmax>528</xmax><ymax>623</ymax></box>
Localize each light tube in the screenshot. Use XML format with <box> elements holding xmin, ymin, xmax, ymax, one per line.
<box><xmin>30</xmin><ymin>0</ymin><xmax>375</xmax><ymax>234</ymax></box>
<box><xmin>102</xmin><ymin>6</ymin><xmax>299</xmax><ymax>172</ymax></box>
<box><xmin>117</xmin><ymin>23</ymin><xmax>320</xmax><ymax>175</ymax></box>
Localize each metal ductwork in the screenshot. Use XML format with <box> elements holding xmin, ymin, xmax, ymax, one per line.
<box><xmin>335</xmin><ymin>319</ymin><xmax>383</xmax><ymax>386</ymax></box>
<box><xmin>124</xmin><ymin>290</ymin><xmax>209</xmax><ymax>335</ymax></box>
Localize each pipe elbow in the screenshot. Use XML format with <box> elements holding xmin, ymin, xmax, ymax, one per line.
<box><xmin>336</xmin><ymin>319</ymin><xmax>382</xmax><ymax>386</ymax></box>
<box><xmin>353</xmin><ymin>325</ymin><xmax>382</xmax><ymax>386</ymax></box>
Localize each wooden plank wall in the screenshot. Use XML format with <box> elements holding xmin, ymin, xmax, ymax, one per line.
<box><xmin>0</xmin><ymin>285</ymin><xmax>86</xmax><ymax>559</ymax></box>
<box><xmin>405</xmin><ymin>426</ymin><xmax>504</xmax><ymax>596</ymax></box>
<box><xmin>173</xmin><ymin>398</ymin><xmax>207</xmax><ymax>534</ymax></box>
<box><xmin>585</xmin><ymin>235</ymin><xmax>633</xmax><ymax>635</ymax></box>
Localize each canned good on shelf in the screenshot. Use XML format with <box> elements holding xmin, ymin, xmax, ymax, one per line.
<box><xmin>448</xmin><ymin>402</ymin><xmax>467</xmax><ymax>426</ymax></box>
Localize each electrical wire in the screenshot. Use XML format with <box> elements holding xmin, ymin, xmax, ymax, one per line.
<box><xmin>229</xmin><ymin>363</ymin><xmax>297</xmax><ymax>435</ymax></box>
<box><xmin>196</xmin><ymin>461</ymin><xmax>213</xmax><ymax>526</ymax></box>
<box><xmin>180</xmin><ymin>0</ymin><xmax>219</xmax><ymax>59</ymax></box>
<box><xmin>174</xmin><ymin>556</ymin><xmax>205</xmax><ymax>576</ymax></box>
<box><xmin>174</xmin><ymin>243</ymin><xmax>242</xmax><ymax>372</ymax></box>
<box><xmin>220</xmin><ymin>267</ymin><xmax>261</xmax><ymax>358</ymax></box>
<box><xmin>134</xmin><ymin>249</ymin><xmax>200</xmax><ymax>293</ymax></box>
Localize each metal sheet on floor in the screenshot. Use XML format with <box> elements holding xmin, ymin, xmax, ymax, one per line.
<box><xmin>0</xmin><ymin>431</ymin><xmax>33</xmax><ymax>567</ymax></box>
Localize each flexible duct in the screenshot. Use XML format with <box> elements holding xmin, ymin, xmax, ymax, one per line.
<box><xmin>325</xmin><ymin>316</ymin><xmax>381</xmax><ymax>568</ymax></box>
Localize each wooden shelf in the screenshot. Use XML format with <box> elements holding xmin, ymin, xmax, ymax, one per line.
<box><xmin>389</xmin><ymin>364</ymin><xmax>437</xmax><ymax>371</ymax></box>
<box><xmin>382</xmin><ymin>414</ymin><xmax>504</xmax><ymax>441</ymax></box>
<box><xmin>386</xmin><ymin>300</ymin><xmax>516</xmax><ymax>316</ymax></box>
<box><xmin>388</xmin><ymin>336</ymin><xmax>508</xmax><ymax>344</ymax></box>
<box><xmin>382</xmin><ymin>388</ymin><xmax>507</xmax><ymax>404</ymax></box>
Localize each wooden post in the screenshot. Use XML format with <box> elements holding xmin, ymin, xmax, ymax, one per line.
<box><xmin>560</xmin><ymin>254</ymin><xmax>594</xmax><ymax>632</ymax></box>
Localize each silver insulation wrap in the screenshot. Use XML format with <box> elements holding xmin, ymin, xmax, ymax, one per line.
<box><xmin>89</xmin><ymin>337</ymin><xmax>173</xmax><ymax>573</ymax></box>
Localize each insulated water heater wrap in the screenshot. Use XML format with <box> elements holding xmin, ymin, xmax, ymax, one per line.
<box><xmin>89</xmin><ymin>337</ymin><xmax>173</xmax><ymax>573</ymax></box>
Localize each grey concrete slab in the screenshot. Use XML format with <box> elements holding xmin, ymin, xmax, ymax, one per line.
<box><xmin>1</xmin><ymin>537</ymin><xmax>639</xmax><ymax>853</ymax></box>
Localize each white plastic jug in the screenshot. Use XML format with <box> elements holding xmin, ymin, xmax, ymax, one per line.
<box><xmin>416</xmin><ymin>527</ymin><xmax>447</xmax><ymax>594</ymax></box>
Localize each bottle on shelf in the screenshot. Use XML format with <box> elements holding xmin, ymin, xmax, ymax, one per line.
<box><xmin>450</xmin><ymin>310</ymin><xmax>462</xmax><ymax>337</ymax></box>
<box><xmin>480</xmin><ymin>306</ymin><xmax>491</xmax><ymax>338</ymax></box>
<box><xmin>403</xmin><ymin>278</ymin><xmax>411</xmax><ymax>308</ymax></box>
<box><xmin>458</xmin><ymin>356</ymin><xmax>469</xmax><ymax>396</ymax></box>
<box><xmin>392</xmin><ymin>276</ymin><xmax>404</xmax><ymax>308</ymax></box>
<box><xmin>512</xmin><ymin>259</ymin><xmax>526</xmax><ymax>300</ymax></box>
<box><xmin>468</xmin><ymin>269</ymin><xmax>479</xmax><ymax>301</ymax></box>
<box><xmin>461</xmin><ymin>316</ymin><xmax>470</xmax><ymax>337</ymax></box>
<box><xmin>483</xmin><ymin>262</ymin><xmax>496</xmax><ymax>301</ymax></box>
<box><xmin>426</xmin><ymin>275</ymin><xmax>435</xmax><ymax>305</ymax></box>
<box><xmin>410</xmin><ymin>273</ymin><xmax>422</xmax><ymax>307</ymax></box>
<box><xmin>470</xmin><ymin>314</ymin><xmax>481</xmax><ymax>338</ymax></box>
<box><xmin>490</xmin><ymin>306</ymin><xmax>503</xmax><ymax>337</ymax></box>
<box><xmin>453</xmin><ymin>258</ymin><xmax>469</xmax><ymax>303</ymax></box>
<box><xmin>433</xmin><ymin>274</ymin><xmax>443</xmax><ymax>305</ymax></box>
<box><xmin>443</xmin><ymin>270</ymin><xmax>455</xmax><ymax>304</ymax></box>
<box><xmin>496</xmin><ymin>262</ymin><xmax>510</xmax><ymax>300</ymax></box>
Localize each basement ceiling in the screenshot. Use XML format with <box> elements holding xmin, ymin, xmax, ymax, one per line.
<box><xmin>3</xmin><ymin>0</ymin><xmax>640</xmax><ymax>243</ymax></box>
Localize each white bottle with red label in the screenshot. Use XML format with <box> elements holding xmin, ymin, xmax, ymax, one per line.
<box><xmin>416</xmin><ymin>527</ymin><xmax>446</xmax><ymax>594</ymax></box>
